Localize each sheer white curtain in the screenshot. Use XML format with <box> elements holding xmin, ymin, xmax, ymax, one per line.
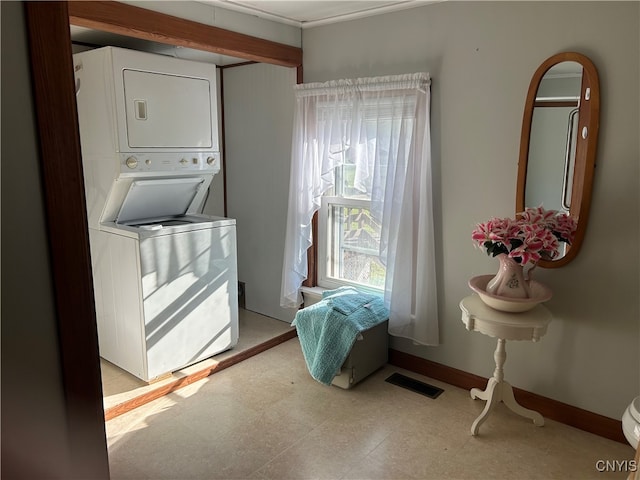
<box><xmin>280</xmin><ymin>73</ymin><xmax>439</xmax><ymax>346</ymax></box>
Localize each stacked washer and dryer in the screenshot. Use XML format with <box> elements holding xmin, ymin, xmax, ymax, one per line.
<box><xmin>74</xmin><ymin>46</ymin><xmax>238</xmax><ymax>382</ymax></box>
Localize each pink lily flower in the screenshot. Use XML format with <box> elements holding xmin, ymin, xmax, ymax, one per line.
<box><xmin>472</xmin><ymin>206</ymin><xmax>577</xmax><ymax>266</ymax></box>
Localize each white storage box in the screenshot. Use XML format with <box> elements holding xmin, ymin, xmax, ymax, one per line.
<box><xmin>331</xmin><ymin>319</ymin><xmax>389</xmax><ymax>389</ymax></box>
<box><xmin>297</xmin><ymin>287</ymin><xmax>389</xmax><ymax>388</ymax></box>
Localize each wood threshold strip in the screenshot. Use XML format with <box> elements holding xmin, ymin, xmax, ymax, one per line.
<box><xmin>388</xmin><ymin>349</ymin><xmax>627</xmax><ymax>444</ymax></box>
<box><xmin>68</xmin><ymin>0</ymin><xmax>302</xmax><ymax>67</ymax></box>
<box><xmin>104</xmin><ymin>329</ymin><xmax>298</xmax><ymax>421</ymax></box>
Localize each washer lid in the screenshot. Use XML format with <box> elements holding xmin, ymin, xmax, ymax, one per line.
<box><xmin>116</xmin><ymin>177</ymin><xmax>205</xmax><ymax>224</ymax></box>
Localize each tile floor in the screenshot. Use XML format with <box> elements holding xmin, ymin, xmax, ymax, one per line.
<box><xmin>105</xmin><ymin>336</ymin><xmax>635</xmax><ymax>479</ymax></box>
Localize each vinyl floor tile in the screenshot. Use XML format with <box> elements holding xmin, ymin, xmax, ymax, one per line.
<box><xmin>105</xmin><ymin>325</ymin><xmax>635</xmax><ymax>480</ymax></box>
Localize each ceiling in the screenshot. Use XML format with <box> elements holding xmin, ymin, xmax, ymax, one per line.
<box><xmin>200</xmin><ymin>1</ymin><xmax>427</xmax><ymax>28</ymax></box>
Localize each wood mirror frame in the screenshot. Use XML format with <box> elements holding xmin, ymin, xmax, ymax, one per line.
<box><xmin>516</xmin><ymin>52</ymin><xmax>600</xmax><ymax>268</ymax></box>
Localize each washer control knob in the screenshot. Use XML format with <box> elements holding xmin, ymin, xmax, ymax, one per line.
<box><xmin>180</xmin><ymin>158</ymin><xmax>188</xmax><ymax>165</ymax></box>
<box><xmin>125</xmin><ymin>156</ymin><xmax>138</xmax><ymax>169</ymax></box>
<box><xmin>145</xmin><ymin>159</ymin><xmax>151</xmax><ymax>166</ymax></box>
<box><xmin>206</xmin><ymin>156</ymin><xmax>216</xmax><ymax>165</ymax></box>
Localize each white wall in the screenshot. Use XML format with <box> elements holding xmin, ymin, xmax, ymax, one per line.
<box><xmin>303</xmin><ymin>1</ymin><xmax>639</xmax><ymax>420</ymax></box>
<box><xmin>223</xmin><ymin>63</ymin><xmax>297</xmax><ymax>323</ymax></box>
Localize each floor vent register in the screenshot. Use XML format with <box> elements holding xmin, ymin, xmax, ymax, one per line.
<box><xmin>385</xmin><ymin>373</ymin><xmax>444</xmax><ymax>399</ymax></box>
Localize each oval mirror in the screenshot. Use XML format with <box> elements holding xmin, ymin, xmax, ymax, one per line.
<box><xmin>516</xmin><ymin>52</ymin><xmax>600</xmax><ymax>268</ymax></box>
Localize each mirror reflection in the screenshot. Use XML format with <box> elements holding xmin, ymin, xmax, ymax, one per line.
<box><xmin>516</xmin><ymin>52</ymin><xmax>600</xmax><ymax>268</ymax></box>
<box><xmin>526</xmin><ymin>61</ymin><xmax>582</xmax><ymax>214</ymax></box>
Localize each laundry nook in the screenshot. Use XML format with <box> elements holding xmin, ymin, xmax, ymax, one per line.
<box><xmin>74</xmin><ymin>46</ymin><xmax>239</xmax><ymax>382</ymax></box>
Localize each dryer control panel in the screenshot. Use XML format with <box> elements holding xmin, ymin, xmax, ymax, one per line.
<box><xmin>119</xmin><ymin>152</ymin><xmax>220</xmax><ymax>176</ymax></box>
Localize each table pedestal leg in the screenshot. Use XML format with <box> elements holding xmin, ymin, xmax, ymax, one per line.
<box><xmin>470</xmin><ymin>338</ymin><xmax>544</xmax><ymax>436</ymax></box>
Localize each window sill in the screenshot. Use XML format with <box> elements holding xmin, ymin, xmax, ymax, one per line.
<box><xmin>300</xmin><ymin>286</ymin><xmax>326</xmax><ymax>307</ymax></box>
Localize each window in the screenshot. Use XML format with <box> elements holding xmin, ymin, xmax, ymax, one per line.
<box><xmin>319</xmin><ymin>196</ymin><xmax>386</xmax><ymax>290</ymax></box>
<box><xmin>317</xmin><ymin>106</ymin><xmax>410</xmax><ymax>292</ymax></box>
<box><xmin>281</xmin><ymin>73</ymin><xmax>438</xmax><ymax>346</ymax></box>
<box><xmin>317</xmin><ymin>142</ymin><xmax>387</xmax><ymax>291</ymax></box>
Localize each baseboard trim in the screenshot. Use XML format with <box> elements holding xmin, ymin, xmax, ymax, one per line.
<box><xmin>388</xmin><ymin>348</ymin><xmax>627</xmax><ymax>444</ymax></box>
<box><xmin>104</xmin><ymin>328</ymin><xmax>298</xmax><ymax>421</ymax></box>
<box><xmin>105</xmin><ymin>335</ymin><xmax>627</xmax><ymax>444</ymax></box>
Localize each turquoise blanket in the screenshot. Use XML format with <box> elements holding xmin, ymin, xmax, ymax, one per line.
<box><xmin>293</xmin><ymin>287</ymin><xmax>389</xmax><ymax>385</ymax></box>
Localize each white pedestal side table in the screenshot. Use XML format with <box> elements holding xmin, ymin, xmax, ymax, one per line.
<box><xmin>459</xmin><ymin>295</ymin><xmax>552</xmax><ymax>436</ymax></box>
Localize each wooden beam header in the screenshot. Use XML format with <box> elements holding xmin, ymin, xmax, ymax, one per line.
<box><xmin>68</xmin><ymin>1</ymin><xmax>302</xmax><ymax>67</ymax></box>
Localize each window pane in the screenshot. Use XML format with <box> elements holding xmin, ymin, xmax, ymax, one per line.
<box><xmin>333</xmin><ymin>154</ymin><xmax>366</xmax><ymax>199</ymax></box>
<box><xmin>328</xmin><ymin>204</ymin><xmax>386</xmax><ymax>288</ymax></box>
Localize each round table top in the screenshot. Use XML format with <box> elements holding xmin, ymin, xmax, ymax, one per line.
<box><xmin>459</xmin><ymin>295</ymin><xmax>552</xmax><ymax>341</ymax></box>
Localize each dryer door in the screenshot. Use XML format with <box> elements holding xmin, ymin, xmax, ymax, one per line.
<box><xmin>123</xmin><ymin>69</ymin><xmax>214</xmax><ymax>149</ymax></box>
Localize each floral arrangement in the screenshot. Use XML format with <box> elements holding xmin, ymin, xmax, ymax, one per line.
<box><xmin>472</xmin><ymin>206</ymin><xmax>577</xmax><ymax>266</ymax></box>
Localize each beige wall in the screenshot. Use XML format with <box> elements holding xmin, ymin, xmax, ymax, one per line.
<box><xmin>303</xmin><ymin>1</ymin><xmax>639</xmax><ymax>419</ymax></box>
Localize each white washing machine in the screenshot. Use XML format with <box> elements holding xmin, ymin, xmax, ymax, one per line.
<box><xmin>74</xmin><ymin>46</ymin><xmax>238</xmax><ymax>381</ymax></box>
<box><xmin>91</xmin><ymin>178</ymin><xmax>238</xmax><ymax>382</ymax></box>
